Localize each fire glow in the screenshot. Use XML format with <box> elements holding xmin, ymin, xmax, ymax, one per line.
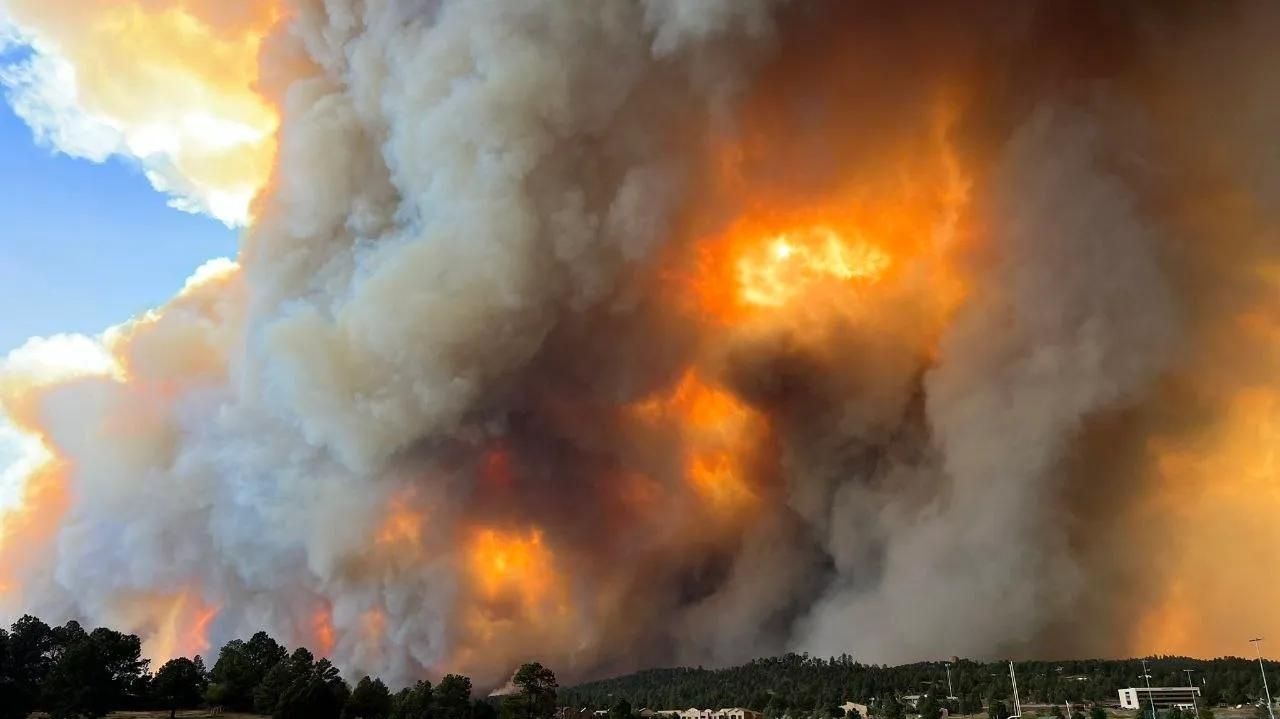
<box><xmin>735</xmin><ymin>226</ymin><xmax>891</xmax><ymax>308</ymax></box>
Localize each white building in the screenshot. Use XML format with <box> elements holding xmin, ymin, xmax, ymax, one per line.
<box><xmin>1118</xmin><ymin>688</ymin><xmax>1201</xmax><ymax>710</ymax></box>
<box><xmin>658</xmin><ymin>708</ymin><xmax>762</xmax><ymax>719</ymax></box>
<box><xmin>841</xmin><ymin>702</ymin><xmax>869</xmax><ymax>718</ymax></box>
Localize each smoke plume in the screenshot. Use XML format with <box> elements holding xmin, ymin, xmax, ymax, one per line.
<box><xmin>1</xmin><ymin>0</ymin><xmax>1278</xmax><ymax>689</ymax></box>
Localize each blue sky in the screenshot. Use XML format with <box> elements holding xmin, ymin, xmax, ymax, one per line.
<box><xmin>0</xmin><ymin>92</ymin><xmax>238</xmax><ymax>355</ymax></box>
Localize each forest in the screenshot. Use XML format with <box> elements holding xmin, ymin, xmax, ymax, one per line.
<box><xmin>558</xmin><ymin>654</ymin><xmax>1280</xmax><ymax>718</ymax></box>
<box><xmin>3</xmin><ymin>612</ymin><xmax>1278</xmax><ymax>719</ymax></box>
<box><xmin>0</xmin><ymin>614</ymin><xmax>556</xmax><ymax>719</ymax></box>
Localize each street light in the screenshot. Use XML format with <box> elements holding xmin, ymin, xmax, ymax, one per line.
<box><xmin>1250</xmin><ymin>638</ymin><xmax>1275</xmax><ymax>719</ymax></box>
<box><xmin>1141</xmin><ymin>660</ymin><xmax>1157</xmax><ymax>719</ymax></box>
<box><xmin>1182</xmin><ymin>670</ymin><xmax>1197</xmax><ymax>717</ymax></box>
<box><xmin>1008</xmin><ymin>661</ymin><xmax>1022</xmax><ymax>719</ymax></box>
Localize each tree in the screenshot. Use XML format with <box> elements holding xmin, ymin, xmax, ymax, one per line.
<box><xmin>347</xmin><ymin>675</ymin><xmax>393</xmax><ymax>719</ymax></box>
<box><xmin>987</xmin><ymin>700</ymin><xmax>1009</xmax><ymax>719</ymax></box>
<box><xmin>246</xmin><ymin>631</ymin><xmax>290</xmax><ymax>674</ymax></box>
<box><xmin>257</xmin><ymin>648</ymin><xmax>315</xmax><ymax>715</ymax></box>
<box><xmin>919</xmin><ymin>693</ymin><xmax>942</xmax><ymax>719</ymax></box>
<box><xmin>35</xmin><ymin>624</ymin><xmax>147</xmax><ymax>719</ymax></box>
<box><xmin>207</xmin><ymin>640</ymin><xmax>253</xmax><ymax>710</ymax></box>
<box><xmin>962</xmin><ymin>691</ymin><xmax>984</xmax><ymax>715</ymax></box>
<box><xmin>610</xmin><ymin>698</ymin><xmax>636</xmax><ymax>719</ymax></box>
<box><xmin>390</xmin><ymin>680</ymin><xmax>433</xmax><ymax>719</ymax></box>
<box><xmin>277</xmin><ymin>658</ymin><xmax>350</xmax><ymax>719</ymax></box>
<box><xmin>87</xmin><ymin>627</ymin><xmax>149</xmax><ymax>693</ymax></box>
<box><xmin>153</xmin><ymin>657</ymin><xmax>208</xmax><ymax>719</ymax></box>
<box><xmin>474</xmin><ymin>699</ymin><xmax>500</xmax><ymax>719</ymax></box>
<box><xmin>8</xmin><ymin>615</ymin><xmax>53</xmax><ymax>717</ymax></box>
<box><xmin>1051</xmin><ymin>707</ymin><xmax>1064</xmax><ymax>719</ymax></box>
<box><xmin>1089</xmin><ymin>707</ymin><xmax>1107</xmax><ymax>719</ymax></box>
<box><xmin>209</xmin><ymin>632</ymin><xmax>287</xmax><ymax>711</ymax></box>
<box><xmin>50</xmin><ymin>621</ymin><xmax>88</xmax><ymax>658</ymax></box>
<box><xmin>882</xmin><ymin>696</ymin><xmax>906</xmax><ymax>719</ymax></box>
<box><xmin>504</xmin><ymin>663</ymin><xmax>558</xmax><ymax>719</ymax></box>
<box><xmin>437</xmin><ymin>673</ymin><xmax>475</xmax><ymax>719</ymax></box>
<box><xmin>0</xmin><ymin>628</ymin><xmax>29</xmax><ymax>719</ymax></box>
<box><xmin>42</xmin><ymin>635</ymin><xmax>115</xmax><ymax>719</ymax></box>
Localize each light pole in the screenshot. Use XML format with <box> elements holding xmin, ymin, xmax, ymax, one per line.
<box><xmin>1141</xmin><ymin>660</ymin><xmax>1157</xmax><ymax>719</ymax></box>
<box><xmin>1008</xmin><ymin>662</ymin><xmax>1022</xmax><ymax>719</ymax></box>
<box><xmin>1182</xmin><ymin>670</ymin><xmax>1197</xmax><ymax>717</ymax></box>
<box><xmin>947</xmin><ymin>665</ymin><xmax>955</xmax><ymax>700</ymax></box>
<box><xmin>1251</xmin><ymin>638</ymin><xmax>1275</xmax><ymax>719</ymax></box>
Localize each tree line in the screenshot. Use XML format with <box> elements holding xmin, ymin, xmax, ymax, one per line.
<box><xmin>558</xmin><ymin>654</ymin><xmax>1280</xmax><ymax>718</ymax></box>
<box><xmin>0</xmin><ymin>613</ymin><xmax>561</xmax><ymax>719</ymax></box>
<box><xmin>5</xmin><ymin>615</ymin><xmax>1278</xmax><ymax>719</ymax></box>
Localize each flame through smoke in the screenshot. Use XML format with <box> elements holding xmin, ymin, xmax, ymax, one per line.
<box><xmin>0</xmin><ymin>0</ymin><xmax>1278</xmax><ymax>690</ymax></box>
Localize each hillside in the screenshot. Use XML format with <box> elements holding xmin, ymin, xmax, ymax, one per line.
<box><xmin>559</xmin><ymin>654</ymin><xmax>1279</xmax><ymax>714</ymax></box>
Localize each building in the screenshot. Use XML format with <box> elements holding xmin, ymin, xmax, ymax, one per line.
<box><xmin>642</xmin><ymin>708</ymin><xmax>762</xmax><ymax>719</ymax></box>
<box><xmin>1118</xmin><ymin>688</ymin><xmax>1201</xmax><ymax>710</ymax></box>
<box><xmin>841</xmin><ymin>702</ymin><xmax>869</xmax><ymax>718</ymax></box>
<box><xmin>715</xmin><ymin>709</ymin><xmax>763</xmax><ymax>719</ymax></box>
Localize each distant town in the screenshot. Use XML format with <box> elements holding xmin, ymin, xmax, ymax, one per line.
<box><xmin>558</xmin><ymin>654</ymin><xmax>1280</xmax><ymax>719</ymax></box>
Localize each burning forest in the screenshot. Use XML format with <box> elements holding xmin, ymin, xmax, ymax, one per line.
<box><xmin>0</xmin><ymin>0</ymin><xmax>1278</xmax><ymax>691</ymax></box>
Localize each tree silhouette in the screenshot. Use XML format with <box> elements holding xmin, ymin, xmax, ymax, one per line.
<box><xmin>611</xmin><ymin>698</ymin><xmax>636</xmax><ymax>719</ymax></box>
<box><xmin>277</xmin><ymin>658</ymin><xmax>350</xmax><ymax>719</ymax></box>
<box><xmin>41</xmin><ymin>625</ymin><xmax>145</xmax><ymax>719</ymax></box>
<box><xmin>390</xmin><ymin>680</ymin><xmax>434</xmax><ymax>719</ymax></box>
<box><xmin>505</xmin><ymin>663</ymin><xmax>559</xmax><ymax>719</ymax></box>
<box><xmin>347</xmin><ymin>675</ymin><xmax>393</xmax><ymax>719</ymax></box>
<box><xmin>153</xmin><ymin>657</ymin><xmax>208</xmax><ymax>719</ymax></box>
<box><xmin>437</xmin><ymin>673</ymin><xmax>476</xmax><ymax>719</ymax></box>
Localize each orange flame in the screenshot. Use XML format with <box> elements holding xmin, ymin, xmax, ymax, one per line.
<box><xmin>680</xmin><ymin>95</ymin><xmax>970</xmax><ymax>332</ymax></box>
<box><xmin>630</xmin><ymin>370</ymin><xmax>770</xmax><ymax>512</ymax></box>
<box><xmin>734</xmin><ymin>225</ymin><xmax>892</xmax><ymax>308</ymax></box>
<box><xmin>467</xmin><ymin>527</ymin><xmax>560</xmax><ymax>608</ymax></box>
<box><xmin>450</xmin><ymin>525</ymin><xmax>573</xmax><ymax>676</ymax></box>
<box><xmin>112</xmin><ymin>590</ymin><xmax>220</xmax><ymax>664</ymax></box>
<box><xmin>311</xmin><ymin>605</ymin><xmax>336</xmax><ymax>658</ymax></box>
<box><xmin>377</xmin><ymin>492</ymin><xmax>428</xmax><ymax>549</ymax></box>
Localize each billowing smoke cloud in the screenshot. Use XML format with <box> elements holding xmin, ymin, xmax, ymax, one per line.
<box><xmin>1</xmin><ymin>0</ymin><xmax>1278</xmax><ymax>690</ymax></box>
<box><xmin>0</xmin><ymin>0</ymin><xmax>278</xmax><ymax>225</ymax></box>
